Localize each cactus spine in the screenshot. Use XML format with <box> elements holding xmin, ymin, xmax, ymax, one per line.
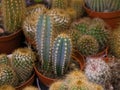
<box><xmin>0</xmin><ymin>54</ymin><xmax>9</xmax><ymax>65</ymax></box>
<box><xmin>52</xmin><ymin>34</ymin><xmax>72</xmax><ymax>76</ymax></box>
<box><xmin>11</xmin><ymin>48</ymin><xmax>35</xmax><ymax>83</ymax></box>
<box><xmin>1</xmin><ymin>0</ymin><xmax>26</xmax><ymax>33</ymax></box>
<box><xmin>51</xmin><ymin>0</ymin><xmax>68</xmax><ymax>9</ymax></box>
<box><xmin>35</xmin><ymin>14</ymin><xmax>53</xmax><ymax>72</ymax></box>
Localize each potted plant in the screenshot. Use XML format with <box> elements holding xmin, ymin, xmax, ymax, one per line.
<box><xmin>34</xmin><ymin>14</ymin><xmax>85</xmax><ymax>87</ymax></box>
<box><xmin>0</xmin><ymin>0</ymin><xmax>26</xmax><ymax>54</ymax></box>
<box><xmin>83</xmin><ymin>0</ymin><xmax>120</xmax><ymax>29</ymax></box>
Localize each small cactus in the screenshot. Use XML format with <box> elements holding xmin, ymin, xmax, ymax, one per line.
<box><xmin>52</xmin><ymin>34</ymin><xmax>72</xmax><ymax>76</ymax></box>
<box><xmin>0</xmin><ymin>54</ymin><xmax>9</xmax><ymax>65</ymax></box>
<box><xmin>0</xmin><ymin>85</ymin><xmax>15</xmax><ymax>90</ymax></box>
<box><xmin>23</xmin><ymin>86</ymin><xmax>38</xmax><ymax>90</ymax></box>
<box><xmin>78</xmin><ymin>35</ymin><xmax>99</xmax><ymax>56</ymax></box>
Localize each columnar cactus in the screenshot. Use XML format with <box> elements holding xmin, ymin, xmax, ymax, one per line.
<box><xmin>52</xmin><ymin>34</ymin><xmax>72</xmax><ymax>76</ymax></box>
<box><xmin>69</xmin><ymin>0</ymin><xmax>84</xmax><ymax>19</ymax></box>
<box><xmin>0</xmin><ymin>54</ymin><xmax>9</xmax><ymax>65</ymax></box>
<box><xmin>11</xmin><ymin>48</ymin><xmax>36</xmax><ymax>83</ymax></box>
<box><xmin>35</xmin><ymin>14</ymin><xmax>53</xmax><ymax>72</ymax></box>
<box><xmin>51</xmin><ymin>0</ymin><xmax>68</xmax><ymax>9</ymax></box>
<box><xmin>1</xmin><ymin>0</ymin><xmax>26</xmax><ymax>33</ymax></box>
<box><xmin>85</xmin><ymin>57</ymin><xmax>111</xmax><ymax>86</ymax></box>
<box><xmin>0</xmin><ymin>64</ymin><xmax>18</xmax><ymax>86</ymax></box>
<box><xmin>78</xmin><ymin>35</ymin><xmax>99</xmax><ymax>56</ymax></box>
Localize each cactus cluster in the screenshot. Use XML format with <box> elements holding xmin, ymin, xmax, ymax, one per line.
<box><xmin>11</xmin><ymin>48</ymin><xmax>35</xmax><ymax>83</ymax></box>
<box><xmin>1</xmin><ymin>0</ymin><xmax>26</xmax><ymax>33</ymax></box>
<box><xmin>85</xmin><ymin>57</ymin><xmax>111</xmax><ymax>87</ymax></box>
<box><xmin>0</xmin><ymin>54</ymin><xmax>9</xmax><ymax>65</ymax></box>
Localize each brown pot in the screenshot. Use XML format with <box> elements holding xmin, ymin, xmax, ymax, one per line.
<box><xmin>34</xmin><ymin>55</ymin><xmax>85</xmax><ymax>87</ymax></box>
<box><xmin>0</xmin><ymin>30</ymin><xmax>25</xmax><ymax>54</ymax></box>
<box><xmin>15</xmin><ymin>73</ymin><xmax>35</xmax><ymax>90</ymax></box>
<box><xmin>84</xmin><ymin>4</ymin><xmax>120</xmax><ymax>29</ymax></box>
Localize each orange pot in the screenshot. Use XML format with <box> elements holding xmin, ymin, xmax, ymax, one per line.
<box><xmin>84</xmin><ymin>4</ymin><xmax>120</xmax><ymax>29</ymax></box>
<box><xmin>34</xmin><ymin>55</ymin><xmax>85</xmax><ymax>87</ymax></box>
<box><xmin>0</xmin><ymin>30</ymin><xmax>25</xmax><ymax>54</ymax></box>
<box><xmin>15</xmin><ymin>73</ymin><xmax>35</xmax><ymax>90</ymax></box>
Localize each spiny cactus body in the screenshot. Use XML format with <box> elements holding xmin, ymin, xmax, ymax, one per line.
<box><xmin>0</xmin><ymin>85</ymin><xmax>15</xmax><ymax>90</ymax></box>
<box><xmin>2</xmin><ymin>0</ymin><xmax>26</xmax><ymax>33</ymax></box>
<box><xmin>35</xmin><ymin>14</ymin><xmax>53</xmax><ymax>72</ymax></box>
<box><xmin>85</xmin><ymin>57</ymin><xmax>111</xmax><ymax>86</ymax></box>
<box><xmin>12</xmin><ymin>48</ymin><xmax>35</xmax><ymax>83</ymax></box>
<box><xmin>51</xmin><ymin>0</ymin><xmax>68</xmax><ymax>9</ymax></box>
<box><xmin>0</xmin><ymin>54</ymin><xmax>9</xmax><ymax>65</ymax></box>
<box><xmin>52</xmin><ymin>34</ymin><xmax>72</xmax><ymax>76</ymax></box>
<box><xmin>0</xmin><ymin>64</ymin><xmax>18</xmax><ymax>86</ymax></box>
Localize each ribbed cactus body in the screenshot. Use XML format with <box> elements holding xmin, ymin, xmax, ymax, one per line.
<box><xmin>85</xmin><ymin>57</ymin><xmax>111</xmax><ymax>86</ymax></box>
<box><xmin>78</xmin><ymin>35</ymin><xmax>99</xmax><ymax>56</ymax></box>
<box><xmin>12</xmin><ymin>48</ymin><xmax>35</xmax><ymax>83</ymax></box>
<box><xmin>35</xmin><ymin>14</ymin><xmax>53</xmax><ymax>71</ymax></box>
<box><xmin>0</xmin><ymin>54</ymin><xmax>9</xmax><ymax>65</ymax></box>
<box><xmin>2</xmin><ymin>0</ymin><xmax>26</xmax><ymax>33</ymax></box>
<box><xmin>52</xmin><ymin>34</ymin><xmax>72</xmax><ymax>76</ymax></box>
<box><xmin>70</xmin><ymin>0</ymin><xmax>84</xmax><ymax>19</ymax></box>
<box><xmin>0</xmin><ymin>64</ymin><xmax>18</xmax><ymax>86</ymax></box>
<box><xmin>51</xmin><ymin>0</ymin><xmax>68</xmax><ymax>9</ymax></box>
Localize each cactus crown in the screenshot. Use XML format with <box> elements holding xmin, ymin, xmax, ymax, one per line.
<box><xmin>52</xmin><ymin>34</ymin><xmax>72</xmax><ymax>76</ymax></box>
<box><xmin>1</xmin><ymin>0</ymin><xmax>26</xmax><ymax>33</ymax></box>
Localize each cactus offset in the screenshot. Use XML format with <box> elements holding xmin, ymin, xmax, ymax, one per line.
<box><xmin>78</xmin><ymin>35</ymin><xmax>99</xmax><ymax>56</ymax></box>
<box><xmin>0</xmin><ymin>54</ymin><xmax>9</xmax><ymax>65</ymax></box>
<box><xmin>1</xmin><ymin>0</ymin><xmax>26</xmax><ymax>33</ymax></box>
<box><xmin>51</xmin><ymin>0</ymin><xmax>68</xmax><ymax>9</ymax></box>
<box><xmin>0</xmin><ymin>64</ymin><xmax>18</xmax><ymax>86</ymax></box>
<box><xmin>35</xmin><ymin>14</ymin><xmax>53</xmax><ymax>72</ymax></box>
<box><xmin>12</xmin><ymin>48</ymin><xmax>35</xmax><ymax>83</ymax></box>
<box><xmin>85</xmin><ymin>57</ymin><xmax>111</xmax><ymax>86</ymax></box>
<box><xmin>52</xmin><ymin>34</ymin><xmax>72</xmax><ymax>76</ymax></box>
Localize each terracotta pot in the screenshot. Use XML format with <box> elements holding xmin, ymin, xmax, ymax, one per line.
<box><xmin>15</xmin><ymin>73</ymin><xmax>35</xmax><ymax>90</ymax></box>
<box><xmin>84</xmin><ymin>4</ymin><xmax>120</xmax><ymax>29</ymax></box>
<box><xmin>34</xmin><ymin>55</ymin><xmax>85</xmax><ymax>87</ymax></box>
<box><xmin>0</xmin><ymin>30</ymin><xmax>25</xmax><ymax>54</ymax></box>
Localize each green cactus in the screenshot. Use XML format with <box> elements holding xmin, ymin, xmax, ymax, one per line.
<box><xmin>1</xmin><ymin>0</ymin><xmax>26</xmax><ymax>33</ymax></box>
<box><xmin>47</xmin><ymin>8</ymin><xmax>71</xmax><ymax>31</ymax></box>
<box><xmin>78</xmin><ymin>35</ymin><xmax>99</xmax><ymax>56</ymax></box>
<box><xmin>11</xmin><ymin>48</ymin><xmax>36</xmax><ymax>83</ymax></box>
<box><xmin>0</xmin><ymin>54</ymin><xmax>9</xmax><ymax>65</ymax></box>
<box><xmin>51</xmin><ymin>0</ymin><xmax>68</xmax><ymax>9</ymax></box>
<box><xmin>69</xmin><ymin>0</ymin><xmax>84</xmax><ymax>19</ymax></box>
<box><xmin>0</xmin><ymin>64</ymin><xmax>18</xmax><ymax>86</ymax></box>
<box><xmin>84</xmin><ymin>0</ymin><xmax>120</xmax><ymax>12</ymax></box>
<box><xmin>52</xmin><ymin>34</ymin><xmax>72</xmax><ymax>76</ymax></box>
<box><xmin>35</xmin><ymin>14</ymin><xmax>53</xmax><ymax>72</ymax></box>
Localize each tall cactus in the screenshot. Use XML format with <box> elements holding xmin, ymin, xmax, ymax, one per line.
<box><xmin>35</xmin><ymin>14</ymin><xmax>53</xmax><ymax>72</ymax></box>
<box><xmin>1</xmin><ymin>0</ymin><xmax>26</xmax><ymax>33</ymax></box>
<box><xmin>52</xmin><ymin>34</ymin><xmax>72</xmax><ymax>76</ymax></box>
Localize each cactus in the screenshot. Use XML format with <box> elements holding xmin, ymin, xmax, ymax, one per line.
<box><xmin>47</xmin><ymin>8</ymin><xmax>71</xmax><ymax>31</ymax></box>
<box><xmin>0</xmin><ymin>64</ymin><xmax>18</xmax><ymax>86</ymax></box>
<box><xmin>35</xmin><ymin>14</ymin><xmax>53</xmax><ymax>72</ymax></box>
<box><xmin>51</xmin><ymin>0</ymin><xmax>68</xmax><ymax>9</ymax></box>
<box><xmin>69</xmin><ymin>0</ymin><xmax>84</xmax><ymax>19</ymax></box>
<box><xmin>1</xmin><ymin>0</ymin><xmax>26</xmax><ymax>33</ymax></box>
<box><xmin>78</xmin><ymin>35</ymin><xmax>99</xmax><ymax>56</ymax></box>
<box><xmin>0</xmin><ymin>54</ymin><xmax>9</xmax><ymax>65</ymax></box>
<box><xmin>85</xmin><ymin>57</ymin><xmax>111</xmax><ymax>86</ymax></box>
<box><xmin>0</xmin><ymin>85</ymin><xmax>15</xmax><ymax>90</ymax></box>
<box><xmin>84</xmin><ymin>0</ymin><xmax>120</xmax><ymax>12</ymax></box>
<box><xmin>52</xmin><ymin>34</ymin><xmax>72</xmax><ymax>76</ymax></box>
<box><xmin>11</xmin><ymin>48</ymin><xmax>36</xmax><ymax>83</ymax></box>
<box><xmin>23</xmin><ymin>86</ymin><xmax>38</xmax><ymax>90</ymax></box>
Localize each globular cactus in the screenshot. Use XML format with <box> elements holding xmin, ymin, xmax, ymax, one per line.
<box><xmin>0</xmin><ymin>85</ymin><xmax>15</xmax><ymax>90</ymax></box>
<box><xmin>78</xmin><ymin>35</ymin><xmax>99</xmax><ymax>56</ymax></box>
<box><xmin>51</xmin><ymin>0</ymin><xmax>68</xmax><ymax>9</ymax></box>
<box><xmin>11</xmin><ymin>48</ymin><xmax>36</xmax><ymax>83</ymax></box>
<box><xmin>35</xmin><ymin>14</ymin><xmax>53</xmax><ymax>72</ymax></box>
<box><xmin>52</xmin><ymin>34</ymin><xmax>72</xmax><ymax>76</ymax></box>
<box><xmin>47</xmin><ymin>8</ymin><xmax>71</xmax><ymax>31</ymax></box>
<box><xmin>23</xmin><ymin>86</ymin><xmax>38</xmax><ymax>90</ymax></box>
<box><xmin>0</xmin><ymin>54</ymin><xmax>9</xmax><ymax>65</ymax></box>
<box><xmin>0</xmin><ymin>64</ymin><xmax>18</xmax><ymax>86</ymax></box>
<box><xmin>85</xmin><ymin>57</ymin><xmax>111</xmax><ymax>87</ymax></box>
<box><xmin>69</xmin><ymin>0</ymin><xmax>84</xmax><ymax>19</ymax></box>
<box><xmin>1</xmin><ymin>0</ymin><xmax>26</xmax><ymax>33</ymax></box>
